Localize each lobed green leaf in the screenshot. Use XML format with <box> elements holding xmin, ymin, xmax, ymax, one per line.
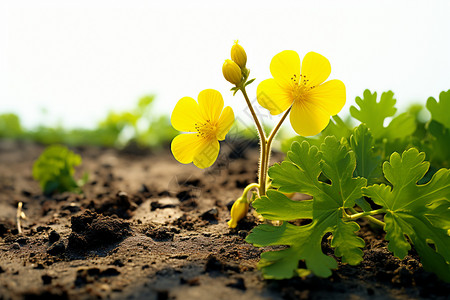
<box><xmin>364</xmin><ymin>148</ymin><xmax>450</xmax><ymax>282</ymax></box>
<box><xmin>248</xmin><ymin>137</ymin><xmax>367</xmax><ymax>279</ymax></box>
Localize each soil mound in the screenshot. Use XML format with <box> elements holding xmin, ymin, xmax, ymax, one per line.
<box><xmin>68</xmin><ymin>210</ymin><xmax>130</xmax><ymax>250</ymax></box>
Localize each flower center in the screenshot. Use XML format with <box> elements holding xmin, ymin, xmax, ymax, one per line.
<box><xmin>290</xmin><ymin>74</ymin><xmax>316</xmax><ymax>102</ymax></box>
<box><xmin>195</xmin><ymin>120</ymin><xmax>218</xmax><ymax>140</ymax></box>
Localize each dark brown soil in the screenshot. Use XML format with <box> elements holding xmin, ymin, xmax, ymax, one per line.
<box><xmin>0</xmin><ymin>139</ymin><xmax>449</xmax><ymax>300</ymax></box>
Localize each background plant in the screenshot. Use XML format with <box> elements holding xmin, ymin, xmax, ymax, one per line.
<box><xmin>32</xmin><ymin>145</ymin><xmax>87</xmax><ymax>196</ymax></box>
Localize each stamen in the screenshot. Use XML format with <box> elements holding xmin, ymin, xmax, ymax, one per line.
<box><xmin>195</xmin><ymin>120</ymin><xmax>218</xmax><ymax>139</ymax></box>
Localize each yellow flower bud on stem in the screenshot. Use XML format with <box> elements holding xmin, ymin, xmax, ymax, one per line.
<box><xmin>227</xmin><ymin>183</ymin><xmax>259</xmax><ymax>228</ymax></box>
<box><xmin>222</xmin><ymin>59</ymin><xmax>243</xmax><ymax>86</ymax></box>
<box><xmin>231</xmin><ymin>40</ymin><xmax>247</xmax><ymax>68</ymax></box>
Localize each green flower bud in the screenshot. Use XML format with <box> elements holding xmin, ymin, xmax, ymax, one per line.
<box><xmin>231</xmin><ymin>40</ymin><xmax>247</xmax><ymax>68</ymax></box>
<box><xmin>222</xmin><ymin>59</ymin><xmax>242</xmax><ymax>85</ymax></box>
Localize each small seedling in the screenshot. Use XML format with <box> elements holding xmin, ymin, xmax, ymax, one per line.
<box><xmin>170</xmin><ymin>41</ymin><xmax>450</xmax><ymax>282</ymax></box>
<box><xmin>33</xmin><ymin>145</ymin><xmax>87</xmax><ymax>195</ymax></box>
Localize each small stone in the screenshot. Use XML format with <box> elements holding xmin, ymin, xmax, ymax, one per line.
<box><xmin>117</xmin><ymin>191</ymin><xmax>129</xmax><ymax>200</ymax></box>
<box><xmin>111</xmin><ymin>259</ymin><xmax>124</xmax><ymax>267</ymax></box>
<box><xmin>47</xmin><ymin>241</ymin><xmax>65</xmax><ymax>256</ymax></box>
<box><xmin>0</xmin><ymin>223</ymin><xmax>8</xmax><ymax>237</ymax></box>
<box><xmin>139</xmin><ymin>184</ymin><xmax>150</xmax><ymax>193</ymax></box>
<box><xmin>200</xmin><ymin>207</ymin><xmax>219</xmax><ymax>221</ymax></box>
<box><xmin>226</xmin><ymin>277</ymin><xmax>246</xmax><ymax>291</ymax></box>
<box><xmin>34</xmin><ymin>264</ymin><xmax>45</xmax><ymax>270</ymax></box>
<box><xmin>21</xmin><ymin>190</ymin><xmax>32</xmax><ymax>197</ymax></box>
<box><xmin>61</xmin><ymin>203</ymin><xmax>81</xmax><ymax>213</ymax></box>
<box><xmin>42</xmin><ymin>274</ymin><xmax>52</xmax><ymax>285</ymax></box>
<box><xmin>11</xmin><ymin>243</ymin><xmax>20</xmax><ymax>250</ymax></box>
<box><xmin>48</xmin><ymin>230</ymin><xmax>60</xmax><ymax>243</ymax></box>
<box><xmin>101</xmin><ymin>267</ymin><xmax>120</xmax><ymax>276</ymax></box>
<box><xmin>36</xmin><ymin>226</ymin><xmax>50</xmax><ymax>232</ymax></box>
<box><xmin>15</xmin><ymin>237</ymin><xmax>28</xmax><ymax>245</ymax></box>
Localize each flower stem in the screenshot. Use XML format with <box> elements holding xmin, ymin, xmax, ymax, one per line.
<box><xmin>259</xmin><ymin>106</ymin><xmax>292</xmax><ymax>196</ymax></box>
<box><xmin>240</xmin><ymin>87</ymin><xmax>266</xmax><ymax>143</ymax></box>
<box><xmin>241</xmin><ymin>183</ymin><xmax>260</xmax><ymax>202</ymax></box>
<box><xmin>267</xmin><ymin>106</ymin><xmax>292</xmax><ymax>147</ymax></box>
<box><xmin>239</xmin><ymin>87</ymin><xmax>268</xmax><ymax>196</ymax></box>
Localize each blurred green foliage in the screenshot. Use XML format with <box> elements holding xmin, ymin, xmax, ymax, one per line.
<box><xmin>32</xmin><ymin>145</ymin><xmax>87</xmax><ymax>195</ymax></box>
<box><xmin>0</xmin><ymin>95</ymin><xmax>177</xmax><ymax>149</ymax></box>
<box><xmin>0</xmin><ymin>113</ymin><xmax>23</xmax><ymax>138</ymax></box>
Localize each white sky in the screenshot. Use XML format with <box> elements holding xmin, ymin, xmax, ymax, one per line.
<box><xmin>1</xmin><ymin>0</ymin><xmax>449</xmax><ymax>129</ymax></box>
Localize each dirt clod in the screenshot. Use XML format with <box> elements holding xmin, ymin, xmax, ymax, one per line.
<box><xmin>47</xmin><ymin>241</ymin><xmax>65</xmax><ymax>256</ymax></box>
<box><xmin>48</xmin><ymin>230</ymin><xmax>60</xmax><ymax>243</ymax></box>
<box><xmin>145</xmin><ymin>225</ymin><xmax>174</xmax><ymax>241</ymax></box>
<box><xmin>68</xmin><ymin>210</ymin><xmax>130</xmax><ymax>250</ymax></box>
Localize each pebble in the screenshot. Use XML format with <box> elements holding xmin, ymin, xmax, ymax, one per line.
<box><xmin>48</xmin><ymin>230</ymin><xmax>60</xmax><ymax>243</ymax></box>
<box><xmin>47</xmin><ymin>241</ymin><xmax>66</xmax><ymax>256</ymax></box>
<box><xmin>200</xmin><ymin>207</ymin><xmax>219</xmax><ymax>221</ymax></box>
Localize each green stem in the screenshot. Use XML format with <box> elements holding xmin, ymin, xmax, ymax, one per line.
<box><xmin>346</xmin><ymin>207</ymin><xmax>386</xmax><ymax>227</ymax></box>
<box><xmin>240</xmin><ymin>87</ymin><xmax>267</xmax><ymax>196</ymax></box>
<box><xmin>363</xmin><ymin>215</ymin><xmax>386</xmax><ymax>228</ymax></box>
<box><xmin>267</xmin><ymin>106</ymin><xmax>292</xmax><ymax>148</ymax></box>
<box><xmin>259</xmin><ymin>106</ymin><xmax>292</xmax><ymax>196</ymax></box>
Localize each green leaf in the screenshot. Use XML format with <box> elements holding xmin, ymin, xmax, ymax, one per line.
<box><xmin>247</xmin><ymin>137</ymin><xmax>367</xmax><ymax>279</ymax></box>
<box><xmin>364</xmin><ymin>148</ymin><xmax>450</xmax><ymax>282</ymax></box>
<box><xmin>321</xmin><ymin>115</ymin><xmax>353</xmax><ymax>140</ymax></box>
<box><xmin>385</xmin><ymin>112</ymin><xmax>417</xmax><ymax>140</ymax></box>
<box><xmin>426</xmin><ymin>90</ymin><xmax>450</xmax><ymax>129</ymax></box>
<box><xmin>253</xmin><ymin>190</ymin><xmax>313</xmax><ymax>221</ymax></box>
<box><xmin>350</xmin><ymin>90</ymin><xmax>396</xmax><ymax>139</ymax></box>
<box><xmin>332</xmin><ymin>219</ymin><xmax>365</xmax><ymax>265</ymax></box>
<box><xmin>349</xmin><ymin>124</ymin><xmax>382</xmax><ymax>184</ymax></box>
<box><xmin>244</xmin><ymin>78</ymin><xmax>256</xmax><ymax>87</ymax></box>
<box><xmin>426</xmin><ymin>120</ymin><xmax>450</xmax><ymax>169</ymax></box>
<box><xmin>32</xmin><ymin>145</ymin><xmax>84</xmax><ymax>196</ymax></box>
<box><xmin>247</xmin><ymin>222</ymin><xmax>337</xmax><ymax>279</ymax></box>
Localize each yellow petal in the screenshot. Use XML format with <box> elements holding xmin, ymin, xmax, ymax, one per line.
<box><xmin>301</xmin><ymin>52</ymin><xmax>331</xmax><ymax>88</ymax></box>
<box><xmin>257</xmin><ymin>79</ymin><xmax>294</xmax><ymax>115</ymax></box>
<box><xmin>198</xmin><ymin>89</ymin><xmax>224</xmax><ymax>122</ymax></box>
<box><xmin>193</xmin><ymin>138</ymin><xmax>220</xmax><ymax>169</ymax></box>
<box><xmin>308</xmin><ymin>79</ymin><xmax>346</xmax><ymax>115</ymax></box>
<box><xmin>217</xmin><ymin>106</ymin><xmax>234</xmax><ymax>140</ymax></box>
<box><xmin>270</xmin><ymin>50</ymin><xmax>300</xmax><ymax>88</ymax></box>
<box><xmin>171</xmin><ymin>133</ymin><xmax>203</xmax><ymax>164</ymax></box>
<box><xmin>171</xmin><ymin>97</ymin><xmax>201</xmax><ymax>132</ymax></box>
<box><xmin>290</xmin><ymin>99</ymin><xmax>330</xmax><ymax>137</ymax></box>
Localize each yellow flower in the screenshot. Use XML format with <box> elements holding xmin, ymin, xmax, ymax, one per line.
<box><xmin>171</xmin><ymin>89</ymin><xmax>234</xmax><ymax>169</ymax></box>
<box><xmin>222</xmin><ymin>59</ymin><xmax>242</xmax><ymax>85</ymax></box>
<box><xmin>257</xmin><ymin>51</ymin><xmax>346</xmax><ymax>136</ymax></box>
<box><xmin>231</xmin><ymin>40</ymin><xmax>247</xmax><ymax>68</ymax></box>
<box><xmin>227</xmin><ymin>198</ymin><xmax>249</xmax><ymax>228</ymax></box>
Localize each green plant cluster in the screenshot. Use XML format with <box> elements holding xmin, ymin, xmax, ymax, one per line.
<box><xmin>282</xmin><ymin>89</ymin><xmax>450</xmax><ymax>171</ymax></box>
<box><xmin>0</xmin><ymin>95</ymin><xmax>177</xmax><ymax>148</ymax></box>
<box><xmin>247</xmin><ymin>89</ymin><xmax>450</xmax><ymax>282</ymax></box>
<box><xmin>32</xmin><ymin>145</ymin><xmax>87</xmax><ymax>196</ymax></box>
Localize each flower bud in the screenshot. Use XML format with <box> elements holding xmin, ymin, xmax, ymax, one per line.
<box><xmin>227</xmin><ymin>198</ymin><xmax>249</xmax><ymax>228</ymax></box>
<box><xmin>222</xmin><ymin>59</ymin><xmax>242</xmax><ymax>85</ymax></box>
<box><xmin>231</xmin><ymin>40</ymin><xmax>247</xmax><ymax>68</ymax></box>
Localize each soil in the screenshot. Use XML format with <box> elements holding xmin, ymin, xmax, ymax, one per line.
<box><xmin>0</xmin><ymin>139</ymin><xmax>449</xmax><ymax>300</ymax></box>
